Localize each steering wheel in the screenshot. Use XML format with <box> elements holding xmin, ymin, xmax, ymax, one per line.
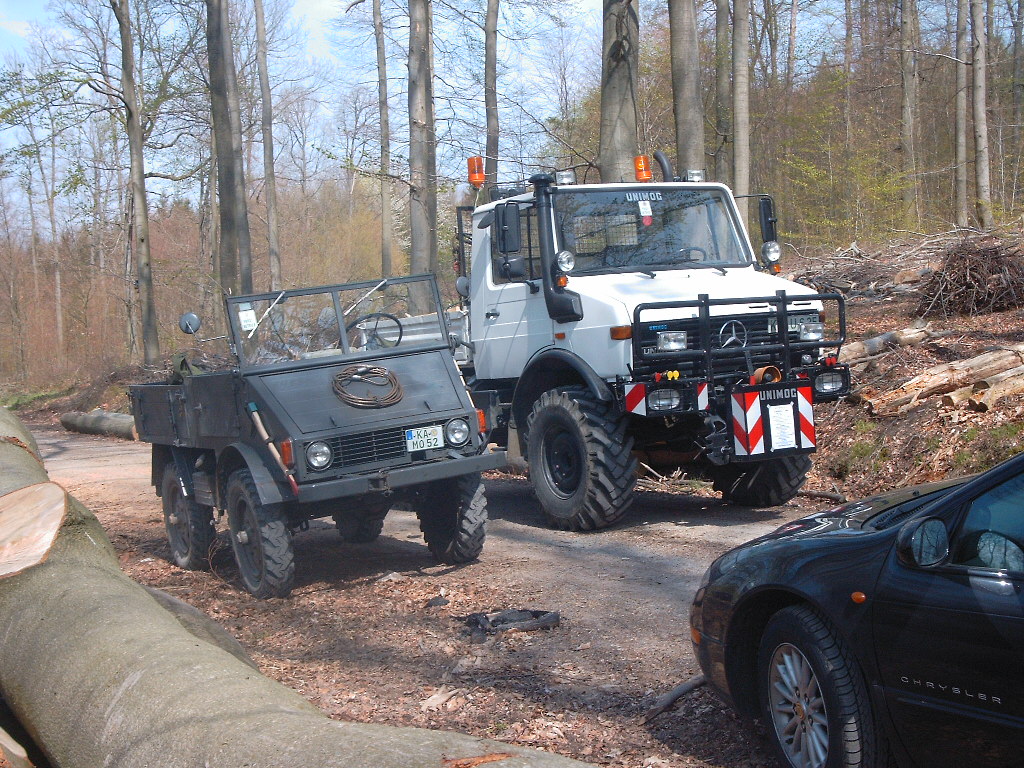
<box><xmin>345</xmin><ymin>312</ymin><xmax>404</xmax><ymax>350</ymax></box>
<box><xmin>679</xmin><ymin>246</ymin><xmax>710</xmax><ymax>261</ymax></box>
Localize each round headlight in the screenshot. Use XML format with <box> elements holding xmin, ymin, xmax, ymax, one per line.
<box><xmin>761</xmin><ymin>241</ymin><xmax>782</xmax><ymax>263</ymax></box>
<box><xmin>305</xmin><ymin>441</ymin><xmax>333</xmax><ymax>470</ymax></box>
<box><xmin>445</xmin><ymin>418</ymin><xmax>471</xmax><ymax>446</ymax></box>
<box><xmin>556</xmin><ymin>250</ymin><xmax>576</xmax><ymax>272</ymax></box>
<box><xmin>814</xmin><ymin>370</ymin><xmax>847</xmax><ymax>394</ymax></box>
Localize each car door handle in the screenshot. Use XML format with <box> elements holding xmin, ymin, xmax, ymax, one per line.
<box><xmin>485</xmin><ymin>310</ymin><xmax>500</xmax><ymax>319</ymax></box>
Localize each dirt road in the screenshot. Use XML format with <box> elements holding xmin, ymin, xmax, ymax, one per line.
<box><xmin>31</xmin><ymin>423</ymin><xmax>820</xmax><ymax>767</ymax></box>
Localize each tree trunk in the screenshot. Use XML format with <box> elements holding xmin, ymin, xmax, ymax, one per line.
<box><xmin>484</xmin><ymin>0</ymin><xmax>500</xmax><ymax>186</ymax></box>
<box><xmin>714</xmin><ymin>0</ymin><xmax>731</xmax><ymax>184</ymax></box>
<box><xmin>372</xmin><ymin>0</ymin><xmax>394</xmax><ymax>277</ymax></box>
<box><xmin>207</xmin><ymin>0</ymin><xmax>239</xmax><ymax>295</ymax></box>
<box><xmin>1010</xmin><ymin>0</ymin><xmax>1022</xmax><ymax>197</ymax></box>
<box><xmin>0</xmin><ymin>408</ymin><xmax>590</xmax><ymax>768</ymax></box>
<box><xmin>408</xmin><ymin>0</ymin><xmax>437</xmax><ymax>298</ymax></box>
<box><xmin>900</xmin><ymin>0</ymin><xmax>919</xmax><ymax>229</ymax></box>
<box><xmin>839</xmin><ymin>325</ymin><xmax>940</xmax><ymax>363</ymax></box>
<box><xmin>971</xmin><ymin>0</ymin><xmax>995</xmax><ymax>228</ymax></box>
<box><xmin>732</xmin><ymin>0</ymin><xmax>751</xmax><ymax>221</ymax></box>
<box><xmin>223</xmin><ymin>0</ymin><xmax>252</xmax><ymax>293</ymax></box>
<box><xmin>254</xmin><ymin>0</ymin><xmax>281</xmax><ymax>291</ymax></box>
<box><xmin>785</xmin><ymin>0</ymin><xmax>797</xmax><ymax>90</ymax></box>
<box><xmin>59</xmin><ymin>410</ymin><xmax>138</xmax><ymax>441</ymax></box>
<box><xmin>597</xmin><ymin>0</ymin><xmax>640</xmax><ymax>183</ymax></box>
<box><xmin>669</xmin><ymin>0</ymin><xmax>705</xmax><ymax>173</ymax></box>
<box><xmin>955</xmin><ymin>0</ymin><xmax>970</xmax><ymax>227</ymax></box>
<box><xmin>112</xmin><ymin>0</ymin><xmax>160</xmax><ymax>367</ymax></box>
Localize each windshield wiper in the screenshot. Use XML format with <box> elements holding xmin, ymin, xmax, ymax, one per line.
<box><xmin>677</xmin><ymin>261</ymin><xmax>728</xmax><ymax>276</ymax></box>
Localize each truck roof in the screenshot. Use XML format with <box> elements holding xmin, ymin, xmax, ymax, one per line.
<box><xmin>471</xmin><ymin>181</ymin><xmax>736</xmax><ymax>215</ymax></box>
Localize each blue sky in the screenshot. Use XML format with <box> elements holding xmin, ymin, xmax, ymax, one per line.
<box><xmin>0</xmin><ymin>0</ymin><xmax>38</xmax><ymax>54</ymax></box>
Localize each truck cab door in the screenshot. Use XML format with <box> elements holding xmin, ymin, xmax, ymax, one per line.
<box><xmin>470</xmin><ymin>211</ymin><xmax>553</xmax><ymax>380</ymax></box>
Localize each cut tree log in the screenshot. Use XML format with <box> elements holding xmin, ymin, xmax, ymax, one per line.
<box><xmin>0</xmin><ymin>407</ymin><xmax>590</xmax><ymax>768</ymax></box>
<box><xmin>59</xmin><ymin>410</ymin><xmax>137</xmax><ymax>440</ymax></box>
<box><xmin>839</xmin><ymin>324</ymin><xmax>943</xmax><ymax>364</ymax></box>
<box><xmin>970</xmin><ymin>364</ymin><xmax>1024</xmax><ymax>392</ymax></box>
<box><xmin>867</xmin><ymin>344</ymin><xmax>1024</xmax><ymax>415</ymax></box>
<box><xmin>968</xmin><ymin>372</ymin><xmax>1024</xmax><ymax>412</ymax></box>
<box><xmin>940</xmin><ymin>385</ymin><xmax>976</xmax><ymax>408</ymax></box>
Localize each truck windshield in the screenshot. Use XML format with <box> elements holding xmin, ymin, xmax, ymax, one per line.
<box><xmin>230</xmin><ymin>275</ymin><xmax>445</xmax><ymax>367</ymax></box>
<box><xmin>553</xmin><ymin>188</ymin><xmax>751</xmax><ymax>273</ymax></box>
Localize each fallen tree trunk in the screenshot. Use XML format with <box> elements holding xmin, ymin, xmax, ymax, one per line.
<box><xmin>839</xmin><ymin>324</ymin><xmax>945</xmax><ymax>364</ymax></box>
<box><xmin>59</xmin><ymin>410</ymin><xmax>137</xmax><ymax>441</ymax></box>
<box><xmin>0</xmin><ymin>408</ymin><xmax>589</xmax><ymax>768</ymax></box>
<box><xmin>968</xmin><ymin>373</ymin><xmax>1024</xmax><ymax>412</ymax></box>
<box><xmin>868</xmin><ymin>344</ymin><xmax>1024</xmax><ymax>414</ymax></box>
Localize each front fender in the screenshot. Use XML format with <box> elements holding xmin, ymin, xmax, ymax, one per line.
<box><xmin>216</xmin><ymin>442</ymin><xmax>290</xmax><ymax>509</ymax></box>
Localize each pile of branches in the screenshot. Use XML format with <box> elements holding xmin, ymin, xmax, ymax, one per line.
<box><xmin>917</xmin><ymin>235</ymin><xmax>1024</xmax><ymax>318</ymax></box>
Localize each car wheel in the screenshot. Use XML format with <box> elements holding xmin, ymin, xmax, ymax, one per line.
<box><xmin>226</xmin><ymin>469</ymin><xmax>295</xmax><ymax>598</ymax></box>
<box><xmin>160</xmin><ymin>463</ymin><xmax>215</xmax><ymax>571</ymax></box>
<box><xmin>333</xmin><ymin>496</ymin><xmax>390</xmax><ymax>543</ymax></box>
<box><xmin>525</xmin><ymin>386</ymin><xmax>636</xmax><ymax>531</ymax></box>
<box><xmin>713</xmin><ymin>454</ymin><xmax>811</xmax><ymax>506</ymax></box>
<box><xmin>758</xmin><ymin>605</ymin><xmax>885</xmax><ymax>768</ymax></box>
<box><xmin>412</xmin><ymin>473</ymin><xmax>487</xmax><ymax>564</ymax></box>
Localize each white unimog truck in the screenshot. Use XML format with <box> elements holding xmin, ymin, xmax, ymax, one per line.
<box><xmin>452</xmin><ymin>154</ymin><xmax>851</xmax><ymax>531</ymax></box>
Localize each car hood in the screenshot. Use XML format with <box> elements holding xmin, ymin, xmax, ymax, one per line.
<box><xmin>572</xmin><ymin>268</ymin><xmax>822</xmax><ymax>321</ymax></box>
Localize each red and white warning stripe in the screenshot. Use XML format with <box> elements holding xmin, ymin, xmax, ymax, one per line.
<box><xmin>696</xmin><ymin>382</ymin><xmax>709</xmax><ymax>411</ymax></box>
<box><xmin>731</xmin><ymin>391</ymin><xmax>764</xmax><ymax>456</ymax></box>
<box><xmin>797</xmin><ymin>385</ymin><xmax>816</xmax><ymax>449</ymax></box>
<box><xmin>625</xmin><ymin>383</ymin><xmax>647</xmax><ymax>416</ymax></box>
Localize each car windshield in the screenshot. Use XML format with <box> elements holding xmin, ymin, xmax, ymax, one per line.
<box><xmin>229</xmin><ymin>275</ymin><xmax>445</xmax><ymax>367</ymax></box>
<box><xmin>553</xmin><ymin>188</ymin><xmax>751</xmax><ymax>274</ymax></box>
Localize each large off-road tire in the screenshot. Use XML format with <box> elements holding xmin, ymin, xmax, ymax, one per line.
<box><xmin>413</xmin><ymin>473</ymin><xmax>487</xmax><ymax>564</ymax></box>
<box><xmin>758</xmin><ymin>605</ymin><xmax>887</xmax><ymax>768</ymax></box>
<box><xmin>525</xmin><ymin>386</ymin><xmax>637</xmax><ymax>531</ymax></box>
<box><xmin>225</xmin><ymin>469</ymin><xmax>295</xmax><ymax>598</ymax></box>
<box><xmin>160</xmin><ymin>463</ymin><xmax>215</xmax><ymax>571</ymax></box>
<box><xmin>333</xmin><ymin>496</ymin><xmax>391</xmax><ymax>543</ymax></box>
<box><xmin>712</xmin><ymin>454</ymin><xmax>811</xmax><ymax>506</ymax></box>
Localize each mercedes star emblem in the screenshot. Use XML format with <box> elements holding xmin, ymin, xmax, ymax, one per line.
<box><xmin>718</xmin><ymin>320</ymin><xmax>748</xmax><ymax>348</ymax></box>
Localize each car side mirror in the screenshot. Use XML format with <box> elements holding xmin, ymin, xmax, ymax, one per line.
<box><xmin>494</xmin><ymin>202</ymin><xmax>522</xmax><ymax>254</ymax></box>
<box><xmin>455</xmin><ymin>275</ymin><xmax>471</xmax><ymax>298</ymax></box>
<box><xmin>758</xmin><ymin>196</ymin><xmax>777</xmax><ymax>244</ymax></box>
<box><xmin>897</xmin><ymin>517</ymin><xmax>949</xmax><ymax>567</ymax></box>
<box><xmin>178</xmin><ymin>312</ymin><xmax>202</xmax><ymax>334</ymax></box>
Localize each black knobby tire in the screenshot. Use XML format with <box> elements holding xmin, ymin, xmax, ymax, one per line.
<box><xmin>413</xmin><ymin>473</ymin><xmax>487</xmax><ymax>564</ymax></box>
<box><xmin>525</xmin><ymin>386</ymin><xmax>637</xmax><ymax>531</ymax></box>
<box><xmin>334</xmin><ymin>497</ymin><xmax>391</xmax><ymax>543</ymax></box>
<box><xmin>713</xmin><ymin>454</ymin><xmax>811</xmax><ymax>506</ymax></box>
<box><xmin>225</xmin><ymin>469</ymin><xmax>295</xmax><ymax>598</ymax></box>
<box><xmin>758</xmin><ymin>605</ymin><xmax>885</xmax><ymax>768</ymax></box>
<box><xmin>160</xmin><ymin>463</ymin><xmax>215</xmax><ymax>571</ymax></box>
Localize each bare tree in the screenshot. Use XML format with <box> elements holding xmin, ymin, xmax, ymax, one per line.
<box><xmin>484</xmin><ymin>0</ymin><xmax>500</xmax><ymax>185</ymax></box>
<box><xmin>372</xmin><ymin>0</ymin><xmax>394</xmax><ymax>276</ymax></box>
<box><xmin>597</xmin><ymin>0</ymin><xmax>639</xmax><ymax>182</ymax></box>
<box><xmin>714</xmin><ymin>0</ymin><xmax>731</xmax><ymax>184</ymax></box>
<box><xmin>733</xmin><ymin>0</ymin><xmax>751</xmax><ymax>219</ymax></box>
<box><xmin>971</xmin><ymin>0</ymin><xmax>994</xmax><ymax>228</ymax></box>
<box><xmin>956</xmin><ymin>0</ymin><xmax>969</xmax><ymax>227</ymax></box>
<box><xmin>254</xmin><ymin>0</ymin><xmax>281</xmax><ymax>290</ymax></box>
<box><xmin>408</xmin><ymin>0</ymin><xmax>437</xmax><ymax>283</ymax></box>
<box><xmin>899</xmin><ymin>0</ymin><xmax>919</xmax><ymax>228</ymax></box>
<box><xmin>669</xmin><ymin>0</ymin><xmax>704</xmax><ymax>173</ymax></box>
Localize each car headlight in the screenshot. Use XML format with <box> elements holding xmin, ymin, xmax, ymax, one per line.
<box><xmin>799</xmin><ymin>321</ymin><xmax>826</xmax><ymax>342</ymax></box>
<box><xmin>305</xmin><ymin>440</ymin><xmax>333</xmax><ymax>470</ymax></box>
<box><xmin>814</xmin><ymin>370</ymin><xmax>847</xmax><ymax>394</ymax></box>
<box><xmin>556</xmin><ymin>250</ymin><xmax>576</xmax><ymax>272</ymax></box>
<box><xmin>445</xmin><ymin>418</ymin><xmax>471</xmax><ymax>446</ymax></box>
<box><xmin>647</xmin><ymin>388</ymin><xmax>681</xmax><ymax>411</ymax></box>
<box><xmin>656</xmin><ymin>330</ymin><xmax>688</xmax><ymax>351</ymax></box>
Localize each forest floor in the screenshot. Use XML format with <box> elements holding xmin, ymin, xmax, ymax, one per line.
<box><xmin>8</xmin><ymin>229</ymin><xmax>1024</xmax><ymax>768</ymax></box>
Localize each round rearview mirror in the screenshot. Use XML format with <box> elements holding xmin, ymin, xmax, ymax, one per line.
<box><xmin>178</xmin><ymin>312</ymin><xmax>202</xmax><ymax>335</ymax></box>
<box><xmin>909</xmin><ymin>518</ymin><xmax>949</xmax><ymax>567</ymax></box>
<box><xmin>455</xmin><ymin>275</ymin><xmax>471</xmax><ymax>299</ymax></box>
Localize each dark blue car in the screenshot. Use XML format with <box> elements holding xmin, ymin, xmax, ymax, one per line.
<box><xmin>691</xmin><ymin>455</ymin><xmax>1024</xmax><ymax>768</ymax></box>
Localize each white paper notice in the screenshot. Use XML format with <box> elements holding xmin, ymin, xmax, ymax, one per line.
<box><xmin>638</xmin><ymin>200</ymin><xmax>653</xmax><ymax>216</ymax></box>
<box><xmin>768</xmin><ymin>404</ymin><xmax>797</xmax><ymax>450</ymax></box>
<box><xmin>237</xmin><ymin>308</ymin><xmax>258</xmax><ymax>333</ymax></box>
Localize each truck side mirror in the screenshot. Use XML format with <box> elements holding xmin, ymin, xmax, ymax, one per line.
<box><xmin>501</xmin><ymin>255</ymin><xmax>527</xmax><ymax>280</ymax></box>
<box><xmin>178</xmin><ymin>312</ymin><xmax>202</xmax><ymax>334</ymax></box>
<box><xmin>494</xmin><ymin>202</ymin><xmax>522</xmax><ymax>254</ymax></box>
<box><xmin>758</xmin><ymin>196</ymin><xmax>778</xmax><ymax>244</ymax></box>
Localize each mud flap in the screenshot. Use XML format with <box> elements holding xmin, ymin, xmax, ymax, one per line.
<box><xmin>730</xmin><ymin>383</ymin><xmax>815</xmax><ymax>461</ymax></box>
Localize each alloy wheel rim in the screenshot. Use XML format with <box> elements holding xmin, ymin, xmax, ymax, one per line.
<box><xmin>767</xmin><ymin>642</ymin><xmax>829</xmax><ymax>768</ymax></box>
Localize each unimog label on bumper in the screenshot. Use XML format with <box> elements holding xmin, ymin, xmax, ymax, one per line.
<box><xmin>730</xmin><ymin>382</ymin><xmax>815</xmax><ymax>459</ymax></box>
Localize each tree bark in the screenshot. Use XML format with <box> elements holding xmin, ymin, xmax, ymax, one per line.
<box><xmin>955</xmin><ymin>0</ymin><xmax>970</xmax><ymax>227</ymax></box>
<box><xmin>971</xmin><ymin>0</ymin><xmax>995</xmax><ymax>228</ymax></box>
<box><xmin>597</xmin><ymin>0</ymin><xmax>640</xmax><ymax>182</ymax></box>
<box><xmin>0</xmin><ymin>407</ymin><xmax>591</xmax><ymax>768</ymax></box>
<box><xmin>372</xmin><ymin>0</ymin><xmax>394</xmax><ymax>277</ymax></box>
<box><xmin>59</xmin><ymin>410</ymin><xmax>138</xmax><ymax>441</ymax></box>
<box><xmin>254</xmin><ymin>0</ymin><xmax>282</xmax><ymax>291</ymax></box>
<box><xmin>900</xmin><ymin>0</ymin><xmax>919</xmax><ymax>229</ymax></box>
<box><xmin>484</xmin><ymin>0</ymin><xmax>500</xmax><ymax>186</ymax></box>
<box><xmin>714</xmin><ymin>0</ymin><xmax>731</xmax><ymax>184</ymax></box>
<box><xmin>732</xmin><ymin>0</ymin><xmax>751</xmax><ymax>221</ymax></box>
<box><xmin>408</xmin><ymin>0</ymin><xmax>437</xmax><ymax>293</ymax></box>
<box><xmin>839</xmin><ymin>325</ymin><xmax>941</xmax><ymax>363</ymax></box>
<box><xmin>669</xmin><ymin>0</ymin><xmax>705</xmax><ymax>173</ymax></box>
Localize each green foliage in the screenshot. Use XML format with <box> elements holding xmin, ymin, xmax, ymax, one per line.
<box><xmin>0</xmin><ymin>387</ymin><xmax>74</xmax><ymax>410</ymax></box>
<box><xmin>952</xmin><ymin>422</ymin><xmax>1024</xmax><ymax>473</ymax></box>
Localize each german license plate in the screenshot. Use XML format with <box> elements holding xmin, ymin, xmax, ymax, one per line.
<box><xmin>406</xmin><ymin>425</ymin><xmax>443</xmax><ymax>451</ymax></box>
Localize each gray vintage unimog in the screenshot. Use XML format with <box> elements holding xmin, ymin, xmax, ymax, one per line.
<box><xmin>130</xmin><ymin>274</ymin><xmax>505</xmax><ymax>598</ymax></box>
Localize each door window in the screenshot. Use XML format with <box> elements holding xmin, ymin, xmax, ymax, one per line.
<box><xmin>951</xmin><ymin>472</ymin><xmax>1024</xmax><ymax>572</ymax></box>
<box><xmin>491</xmin><ymin>207</ymin><xmax>541</xmax><ymax>284</ymax></box>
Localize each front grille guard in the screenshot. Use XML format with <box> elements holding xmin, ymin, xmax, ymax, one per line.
<box><xmin>631</xmin><ymin>290</ymin><xmax>846</xmax><ymax>379</ymax></box>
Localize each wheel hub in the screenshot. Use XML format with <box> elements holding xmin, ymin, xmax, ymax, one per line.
<box><xmin>545</xmin><ymin>430</ymin><xmax>582</xmax><ymax>495</ymax></box>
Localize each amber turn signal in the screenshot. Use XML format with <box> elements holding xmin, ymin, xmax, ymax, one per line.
<box><xmin>609</xmin><ymin>325</ymin><xmax>633</xmax><ymax>340</ymax></box>
<box><xmin>851</xmin><ymin>591</ymin><xmax>867</xmax><ymax>604</ymax></box>
<box><xmin>279</xmin><ymin>438</ymin><xmax>294</xmax><ymax>469</ymax></box>
<box><xmin>468</xmin><ymin>156</ymin><xmax>485</xmax><ymax>188</ymax></box>
<box><xmin>690</xmin><ymin>627</ymin><xmax>702</xmax><ymax>645</ymax></box>
<box><xmin>476</xmin><ymin>409</ymin><xmax>487</xmax><ymax>432</ymax></box>
<box><xmin>555</xmin><ymin>274</ymin><xmax>569</xmax><ymax>288</ymax></box>
<box><xmin>634</xmin><ymin>155</ymin><xmax>653</xmax><ymax>182</ymax></box>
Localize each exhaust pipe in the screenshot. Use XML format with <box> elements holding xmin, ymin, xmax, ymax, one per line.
<box><xmin>653</xmin><ymin>151</ymin><xmax>676</xmax><ymax>182</ymax></box>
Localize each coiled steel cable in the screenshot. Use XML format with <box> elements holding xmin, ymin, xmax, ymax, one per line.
<box><xmin>332</xmin><ymin>365</ymin><xmax>404</xmax><ymax>408</ymax></box>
